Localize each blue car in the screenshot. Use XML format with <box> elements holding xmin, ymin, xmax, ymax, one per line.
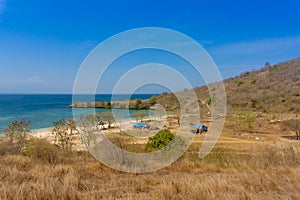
<box><xmin>192</xmin><ymin>124</ymin><xmax>208</xmax><ymax>134</ymax></box>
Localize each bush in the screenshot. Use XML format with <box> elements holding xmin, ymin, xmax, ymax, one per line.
<box><xmin>24</xmin><ymin>138</ymin><xmax>61</xmax><ymax>164</ymax></box>
<box><xmin>281</xmin><ymin>119</ymin><xmax>300</xmax><ymax>140</ymax></box>
<box><xmin>134</xmin><ymin>99</ymin><xmax>142</xmax><ymax>109</ymax></box>
<box><xmin>237</xmin><ymin>79</ymin><xmax>244</xmax><ymax>86</ymax></box>
<box><xmin>207</xmin><ymin>97</ymin><xmax>215</xmax><ymax>105</ymax></box>
<box><xmin>106</xmin><ymin>101</ymin><xmax>112</xmax><ymax>108</ymax></box>
<box><xmin>145</xmin><ymin>129</ymin><xmax>175</xmax><ymax>151</ymax></box>
<box><xmin>270</xmin><ymin>65</ymin><xmax>278</xmax><ymax>71</ymax></box>
<box><xmin>149</xmin><ymin>95</ymin><xmax>156</xmax><ymax>106</ymax></box>
<box><xmin>0</xmin><ymin>140</ymin><xmax>12</xmax><ymax>155</ymax></box>
<box><xmin>251</xmin><ymin>98</ymin><xmax>259</xmax><ymax>108</ymax></box>
<box><xmin>250</xmin><ymin>79</ymin><xmax>257</xmax><ymax>84</ymax></box>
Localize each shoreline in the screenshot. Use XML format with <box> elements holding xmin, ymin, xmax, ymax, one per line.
<box><xmin>28</xmin><ymin>115</ymin><xmax>167</xmax><ymax>136</ymax></box>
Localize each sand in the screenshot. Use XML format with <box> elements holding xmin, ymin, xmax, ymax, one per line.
<box><xmin>30</xmin><ymin>127</ymin><xmax>53</xmax><ymax>139</ymax></box>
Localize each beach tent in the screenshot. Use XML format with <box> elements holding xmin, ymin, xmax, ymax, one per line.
<box><xmin>192</xmin><ymin>124</ymin><xmax>208</xmax><ymax>133</ymax></box>
<box><xmin>132</xmin><ymin>123</ymin><xmax>150</xmax><ymax>128</ymax></box>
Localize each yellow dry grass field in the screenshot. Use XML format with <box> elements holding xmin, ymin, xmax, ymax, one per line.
<box><xmin>1</xmin><ymin>121</ymin><xmax>300</xmax><ymax>200</ymax></box>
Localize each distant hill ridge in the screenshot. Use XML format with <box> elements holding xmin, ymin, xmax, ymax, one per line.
<box><xmin>156</xmin><ymin>57</ymin><xmax>300</xmax><ymax>115</ymax></box>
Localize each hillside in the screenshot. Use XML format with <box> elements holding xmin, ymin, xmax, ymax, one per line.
<box><xmin>224</xmin><ymin>58</ymin><xmax>300</xmax><ymax>114</ymax></box>
<box><xmin>157</xmin><ymin>57</ymin><xmax>300</xmax><ymax>116</ymax></box>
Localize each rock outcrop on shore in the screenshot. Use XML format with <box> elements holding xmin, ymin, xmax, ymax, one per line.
<box><xmin>70</xmin><ymin>99</ymin><xmax>152</xmax><ymax>110</ymax></box>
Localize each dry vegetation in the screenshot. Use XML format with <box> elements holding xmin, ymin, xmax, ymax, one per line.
<box><xmin>0</xmin><ymin>137</ymin><xmax>300</xmax><ymax>200</ymax></box>
<box><xmin>1</xmin><ymin>58</ymin><xmax>300</xmax><ymax>199</ymax></box>
<box><xmin>158</xmin><ymin>58</ymin><xmax>300</xmax><ymax>115</ymax></box>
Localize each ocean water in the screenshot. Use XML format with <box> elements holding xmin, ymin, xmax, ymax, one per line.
<box><xmin>0</xmin><ymin>94</ymin><xmax>154</xmax><ymax>134</ymax></box>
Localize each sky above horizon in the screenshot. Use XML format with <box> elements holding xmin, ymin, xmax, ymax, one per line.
<box><xmin>0</xmin><ymin>0</ymin><xmax>300</xmax><ymax>94</ymax></box>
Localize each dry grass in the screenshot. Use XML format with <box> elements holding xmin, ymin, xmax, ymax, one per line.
<box><xmin>0</xmin><ymin>138</ymin><xmax>300</xmax><ymax>200</ymax></box>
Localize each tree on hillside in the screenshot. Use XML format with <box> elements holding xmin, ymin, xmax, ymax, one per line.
<box><xmin>265</xmin><ymin>62</ymin><xmax>271</xmax><ymax>68</ymax></box>
<box><xmin>149</xmin><ymin>95</ymin><xmax>157</xmax><ymax>106</ymax></box>
<box><xmin>281</xmin><ymin>119</ymin><xmax>300</xmax><ymax>140</ymax></box>
<box><xmin>4</xmin><ymin>120</ymin><xmax>30</xmax><ymax>152</ymax></box>
<box><xmin>134</xmin><ymin>99</ymin><xmax>142</xmax><ymax>109</ymax></box>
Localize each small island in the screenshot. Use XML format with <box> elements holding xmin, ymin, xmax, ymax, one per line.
<box><xmin>70</xmin><ymin>97</ymin><xmax>157</xmax><ymax>110</ymax></box>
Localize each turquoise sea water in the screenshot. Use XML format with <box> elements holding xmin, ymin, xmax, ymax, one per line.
<box><xmin>0</xmin><ymin>94</ymin><xmax>154</xmax><ymax>133</ymax></box>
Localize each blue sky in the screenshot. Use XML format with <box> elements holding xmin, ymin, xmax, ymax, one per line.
<box><xmin>0</xmin><ymin>0</ymin><xmax>300</xmax><ymax>94</ymax></box>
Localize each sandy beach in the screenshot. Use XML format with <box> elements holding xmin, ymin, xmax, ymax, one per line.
<box><xmin>28</xmin><ymin>116</ymin><xmax>168</xmax><ymax>151</ymax></box>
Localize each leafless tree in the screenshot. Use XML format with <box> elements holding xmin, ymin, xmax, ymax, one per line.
<box><xmin>281</xmin><ymin>119</ymin><xmax>300</xmax><ymax>140</ymax></box>
<box><xmin>52</xmin><ymin>119</ymin><xmax>77</xmax><ymax>151</ymax></box>
<box><xmin>4</xmin><ymin>120</ymin><xmax>30</xmax><ymax>152</ymax></box>
<box><xmin>101</xmin><ymin>111</ymin><xmax>115</xmax><ymax>128</ymax></box>
<box><xmin>77</xmin><ymin>114</ymin><xmax>98</xmax><ymax>148</ymax></box>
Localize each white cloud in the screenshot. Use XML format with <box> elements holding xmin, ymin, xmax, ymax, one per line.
<box><xmin>0</xmin><ymin>76</ymin><xmax>46</xmax><ymax>85</ymax></box>
<box><xmin>24</xmin><ymin>76</ymin><xmax>45</xmax><ymax>83</ymax></box>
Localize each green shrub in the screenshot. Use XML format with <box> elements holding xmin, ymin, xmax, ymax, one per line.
<box><xmin>208</xmin><ymin>97</ymin><xmax>215</xmax><ymax>105</ymax></box>
<box><xmin>134</xmin><ymin>99</ymin><xmax>142</xmax><ymax>109</ymax></box>
<box><xmin>250</xmin><ymin>79</ymin><xmax>256</xmax><ymax>84</ymax></box>
<box><xmin>270</xmin><ymin>65</ymin><xmax>278</xmax><ymax>71</ymax></box>
<box><xmin>145</xmin><ymin>129</ymin><xmax>175</xmax><ymax>151</ymax></box>
<box><xmin>149</xmin><ymin>95</ymin><xmax>156</xmax><ymax>106</ymax></box>
<box><xmin>237</xmin><ymin>79</ymin><xmax>244</xmax><ymax>86</ymax></box>
<box><xmin>106</xmin><ymin>101</ymin><xmax>112</xmax><ymax>108</ymax></box>
<box><xmin>251</xmin><ymin>98</ymin><xmax>259</xmax><ymax>108</ymax></box>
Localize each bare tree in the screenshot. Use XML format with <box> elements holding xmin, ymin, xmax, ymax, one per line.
<box><xmin>77</xmin><ymin>114</ymin><xmax>98</xmax><ymax>148</ymax></box>
<box><xmin>102</xmin><ymin>111</ymin><xmax>115</xmax><ymax>128</ymax></box>
<box><xmin>52</xmin><ymin>119</ymin><xmax>77</xmax><ymax>151</ymax></box>
<box><xmin>4</xmin><ymin>120</ymin><xmax>30</xmax><ymax>152</ymax></box>
<box><xmin>281</xmin><ymin>119</ymin><xmax>300</xmax><ymax>140</ymax></box>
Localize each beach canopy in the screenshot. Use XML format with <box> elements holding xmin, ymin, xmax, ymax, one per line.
<box><xmin>132</xmin><ymin>123</ymin><xmax>150</xmax><ymax>128</ymax></box>
<box><xmin>192</xmin><ymin>124</ymin><xmax>208</xmax><ymax>132</ymax></box>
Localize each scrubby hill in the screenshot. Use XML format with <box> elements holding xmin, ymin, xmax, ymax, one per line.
<box><xmin>157</xmin><ymin>57</ymin><xmax>300</xmax><ymax>116</ymax></box>
<box><xmin>225</xmin><ymin>58</ymin><xmax>300</xmax><ymax>114</ymax></box>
